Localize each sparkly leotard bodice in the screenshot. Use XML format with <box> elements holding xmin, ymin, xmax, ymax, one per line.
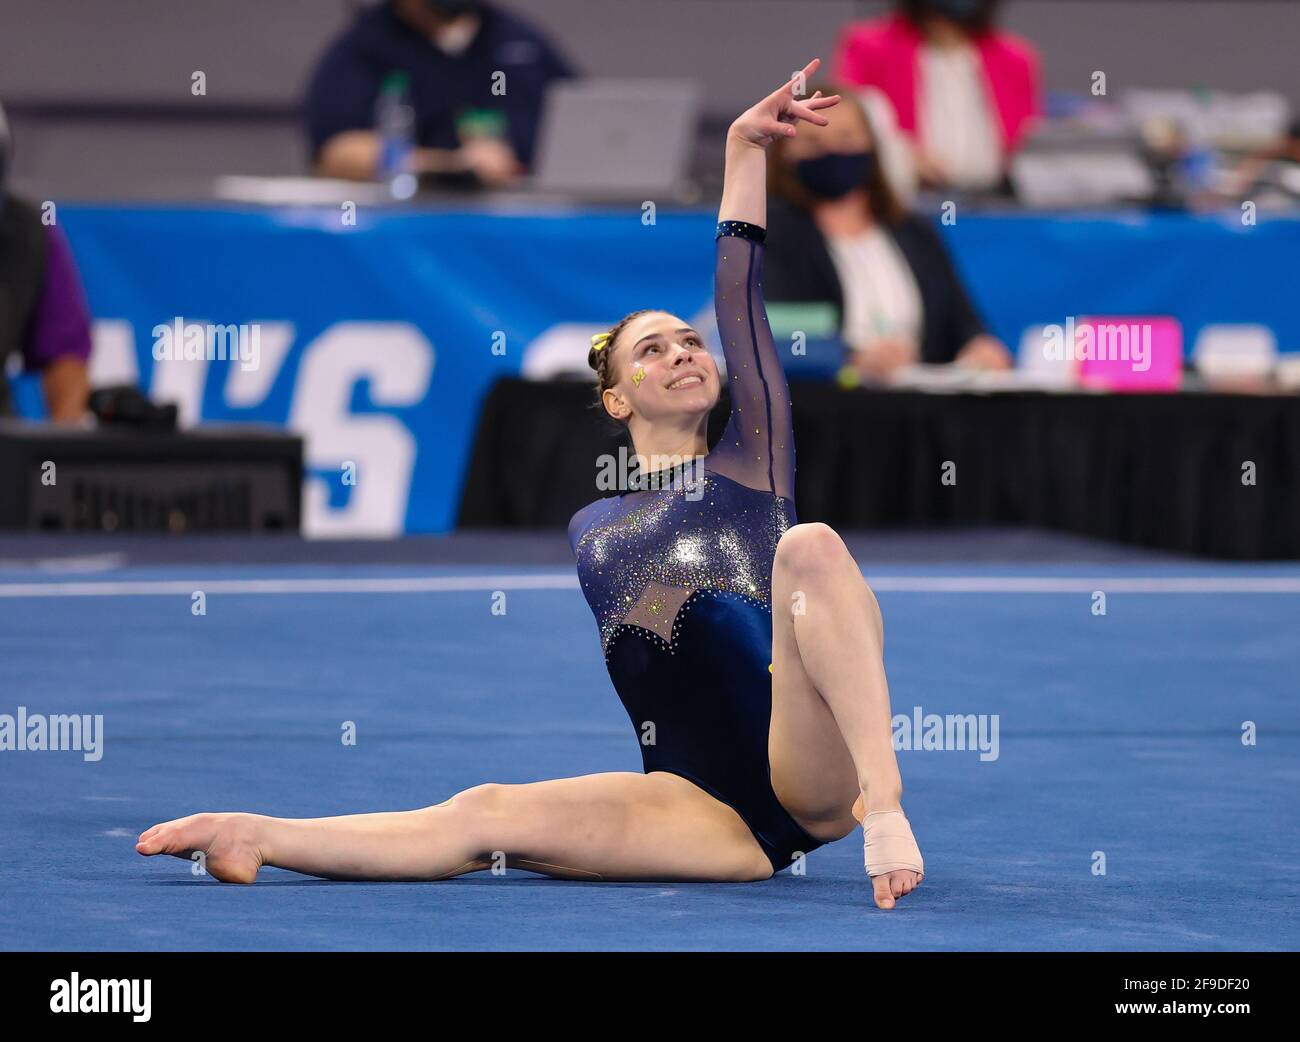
<box><xmin>567</xmin><ymin>225</ymin><xmax>822</xmax><ymax>872</ymax></box>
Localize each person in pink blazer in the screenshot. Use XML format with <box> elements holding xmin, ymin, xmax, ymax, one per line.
<box><xmin>834</xmin><ymin>0</ymin><xmax>1042</xmax><ymax>190</ymax></box>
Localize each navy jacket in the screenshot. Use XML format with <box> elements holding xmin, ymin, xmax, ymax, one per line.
<box><xmin>303</xmin><ymin>1</ymin><xmax>575</xmax><ymax>167</ymax></box>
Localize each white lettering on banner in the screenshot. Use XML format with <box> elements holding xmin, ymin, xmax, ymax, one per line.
<box><xmin>88</xmin><ymin>320</ymin><xmax>141</xmax><ymax>387</ymax></box>
<box><xmin>87</xmin><ymin>319</ymin><xmax>433</xmax><ymax>538</ymax></box>
<box><xmin>224</xmin><ymin>323</ymin><xmax>295</xmax><ymax>406</ymax></box>
<box><xmin>288</xmin><ymin>323</ymin><xmax>435</xmax><ymax>538</ymax></box>
<box><xmin>148</xmin><ymin>323</ymin><xmax>209</xmax><ymax>428</ymax></box>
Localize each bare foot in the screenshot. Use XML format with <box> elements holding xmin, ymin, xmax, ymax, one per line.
<box><xmin>870</xmin><ymin>867</ymin><xmax>922</xmax><ymax>910</ymax></box>
<box><xmin>853</xmin><ymin>793</ymin><xmax>923</xmax><ymax>910</ymax></box>
<box><xmin>136</xmin><ymin>812</ymin><xmax>265</xmax><ymax>884</ymax></box>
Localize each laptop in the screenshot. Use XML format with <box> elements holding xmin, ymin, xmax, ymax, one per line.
<box><xmin>528</xmin><ymin>78</ymin><xmax>701</xmax><ymax>200</ymax></box>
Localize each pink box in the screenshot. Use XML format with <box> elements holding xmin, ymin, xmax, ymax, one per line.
<box><xmin>1076</xmin><ymin>316</ymin><xmax>1183</xmax><ymax>392</ymax></box>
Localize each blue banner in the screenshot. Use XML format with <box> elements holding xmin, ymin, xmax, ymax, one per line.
<box><xmin>59</xmin><ymin>206</ymin><xmax>716</xmax><ymax>536</ymax></box>
<box><xmin>941</xmin><ymin>209</ymin><xmax>1300</xmax><ymax>356</ymax></box>
<box><xmin>47</xmin><ymin>204</ymin><xmax>1300</xmax><ymax>535</ymax></box>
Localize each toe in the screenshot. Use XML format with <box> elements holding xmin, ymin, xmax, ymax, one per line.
<box><xmin>141</xmin><ymin>824</ymin><xmax>189</xmax><ymax>857</ymax></box>
<box><xmin>136</xmin><ymin>833</ymin><xmax>163</xmax><ymax>855</ymax></box>
<box><xmin>872</xmin><ymin>875</ymin><xmax>896</xmax><ymax>909</ymax></box>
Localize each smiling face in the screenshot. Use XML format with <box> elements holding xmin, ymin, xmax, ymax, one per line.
<box><xmin>601</xmin><ymin>311</ymin><xmax>719</xmax><ymax>430</ymax></box>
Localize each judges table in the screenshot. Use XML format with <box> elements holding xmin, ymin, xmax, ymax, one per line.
<box><xmin>459</xmin><ymin>379</ymin><xmax>1300</xmax><ymax>560</ymax></box>
<box><xmin>0</xmin><ymin>421</ymin><xmax>303</xmax><ymax>532</ymax></box>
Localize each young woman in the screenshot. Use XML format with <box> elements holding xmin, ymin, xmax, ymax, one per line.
<box><xmin>137</xmin><ymin>59</ymin><xmax>924</xmax><ymax>911</ymax></box>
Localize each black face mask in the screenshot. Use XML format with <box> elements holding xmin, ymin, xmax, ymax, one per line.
<box><xmin>794</xmin><ymin>151</ymin><xmax>875</xmax><ymax>200</ymax></box>
<box><xmin>424</xmin><ymin>0</ymin><xmax>480</xmax><ymax>17</ymax></box>
<box><xmin>924</xmin><ymin>0</ymin><xmax>989</xmax><ymax>28</ymax></box>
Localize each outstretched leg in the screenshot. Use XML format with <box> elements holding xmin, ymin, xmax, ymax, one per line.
<box><xmin>137</xmin><ymin>771</ymin><xmax>773</xmax><ymax>885</ymax></box>
<box><xmin>767</xmin><ymin>522</ymin><xmax>920</xmax><ymax>909</ymax></box>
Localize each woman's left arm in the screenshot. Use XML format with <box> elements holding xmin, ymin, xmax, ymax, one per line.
<box><xmin>709</xmin><ymin>62</ymin><xmax>840</xmax><ymax>499</ymax></box>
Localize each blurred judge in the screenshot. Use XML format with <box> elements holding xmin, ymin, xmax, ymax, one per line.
<box><xmin>0</xmin><ymin>103</ymin><xmax>92</xmax><ymax>422</ymax></box>
<box><xmin>764</xmin><ymin>87</ymin><xmax>1010</xmax><ymax>380</ymax></box>
<box><xmin>304</xmin><ymin>0</ymin><xmax>575</xmax><ymax>188</ymax></box>
<box><xmin>834</xmin><ymin>0</ymin><xmax>1041</xmax><ymax>191</ymax></box>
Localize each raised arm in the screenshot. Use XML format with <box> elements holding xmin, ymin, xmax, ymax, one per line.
<box><xmin>708</xmin><ymin>61</ymin><xmax>839</xmax><ymax>501</ymax></box>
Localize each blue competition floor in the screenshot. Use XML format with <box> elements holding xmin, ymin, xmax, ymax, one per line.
<box><xmin>1</xmin><ymin>545</ymin><xmax>1297</xmax><ymax>951</ymax></box>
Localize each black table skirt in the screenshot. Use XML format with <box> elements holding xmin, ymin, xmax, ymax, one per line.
<box><xmin>457</xmin><ymin>379</ymin><xmax>1300</xmax><ymax>560</ymax></box>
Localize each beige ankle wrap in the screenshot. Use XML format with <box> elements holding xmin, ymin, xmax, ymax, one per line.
<box><xmin>863</xmin><ymin>810</ymin><xmax>925</xmax><ymax>879</ymax></box>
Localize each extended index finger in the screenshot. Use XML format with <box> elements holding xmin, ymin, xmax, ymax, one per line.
<box><xmin>769</xmin><ymin>57</ymin><xmax>821</xmax><ymax>102</ymax></box>
<box><xmin>793</xmin><ymin>57</ymin><xmax>821</xmax><ymax>90</ymax></box>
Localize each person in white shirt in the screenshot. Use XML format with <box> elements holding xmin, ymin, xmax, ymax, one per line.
<box><xmin>764</xmin><ymin>87</ymin><xmax>1011</xmax><ymax>379</ymax></box>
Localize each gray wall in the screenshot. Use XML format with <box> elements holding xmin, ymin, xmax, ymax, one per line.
<box><xmin>3</xmin><ymin>0</ymin><xmax>1297</xmax><ymax>198</ymax></box>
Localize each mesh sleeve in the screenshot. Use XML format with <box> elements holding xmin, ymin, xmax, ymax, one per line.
<box><xmin>707</xmin><ymin>223</ymin><xmax>796</xmax><ymax>501</ymax></box>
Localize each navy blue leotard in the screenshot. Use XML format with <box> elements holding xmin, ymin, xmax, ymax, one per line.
<box><xmin>567</xmin><ymin>221</ymin><xmax>823</xmax><ymax>873</ymax></box>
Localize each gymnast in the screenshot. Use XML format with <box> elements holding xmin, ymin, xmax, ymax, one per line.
<box><xmin>137</xmin><ymin>59</ymin><xmax>924</xmax><ymax>910</ymax></box>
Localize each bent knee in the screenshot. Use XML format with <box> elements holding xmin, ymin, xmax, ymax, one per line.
<box><xmin>861</xmin><ymin>575</ymin><xmax>883</xmax><ymax>629</ymax></box>
<box><xmin>775</xmin><ymin>522</ymin><xmax>851</xmax><ymax>578</ymax></box>
<box><xmin>776</xmin><ymin>525</ymin><xmax>879</xmax><ymax>612</ymax></box>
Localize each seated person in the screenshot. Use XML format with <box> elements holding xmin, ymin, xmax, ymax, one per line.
<box><xmin>0</xmin><ymin>110</ymin><xmax>91</xmax><ymax>422</ymax></box>
<box><xmin>1230</xmin><ymin>116</ymin><xmax>1300</xmax><ymax>198</ymax></box>
<box><xmin>764</xmin><ymin>86</ymin><xmax>1010</xmax><ymax>380</ymax></box>
<box><xmin>833</xmin><ymin>0</ymin><xmax>1041</xmax><ymax>191</ymax></box>
<box><xmin>304</xmin><ymin>0</ymin><xmax>575</xmax><ymax>187</ymax></box>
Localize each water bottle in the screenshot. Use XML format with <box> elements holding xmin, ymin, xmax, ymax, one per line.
<box><xmin>376</xmin><ymin>71</ymin><xmax>417</xmax><ymax>200</ymax></box>
<box><xmin>1178</xmin><ymin>86</ymin><xmax>1217</xmax><ymax>206</ymax></box>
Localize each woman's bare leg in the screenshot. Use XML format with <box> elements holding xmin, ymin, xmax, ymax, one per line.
<box><xmin>136</xmin><ymin>771</ymin><xmax>773</xmax><ymax>885</ymax></box>
<box><xmin>766</xmin><ymin>522</ymin><xmax>919</xmax><ymax>909</ymax></box>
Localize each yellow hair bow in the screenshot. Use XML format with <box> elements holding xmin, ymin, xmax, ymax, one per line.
<box><xmin>590</xmin><ymin>331</ymin><xmax>611</xmax><ymax>352</ymax></box>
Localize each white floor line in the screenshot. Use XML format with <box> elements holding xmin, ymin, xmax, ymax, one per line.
<box><xmin>865</xmin><ymin>576</ymin><xmax>1300</xmax><ymax>593</ymax></box>
<box><xmin>0</xmin><ymin>575</ymin><xmax>581</xmax><ymax>598</ymax></box>
<box><xmin>0</xmin><ymin>553</ymin><xmax>127</xmax><ymax>573</ymax></box>
<box><xmin>2</xmin><ymin>573</ymin><xmax>1300</xmax><ymax>598</ymax></box>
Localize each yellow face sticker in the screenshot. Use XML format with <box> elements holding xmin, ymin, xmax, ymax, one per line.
<box><xmin>631</xmin><ymin>363</ymin><xmax>646</xmax><ymax>387</ymax></box>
